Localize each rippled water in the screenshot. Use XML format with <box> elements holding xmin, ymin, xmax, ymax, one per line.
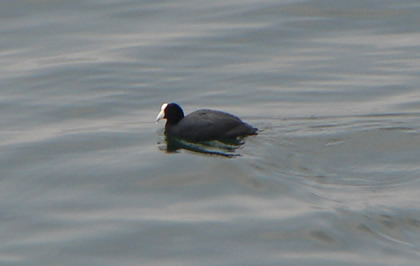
<box><xmin>1</xmin><ymin>0</ymin><xmax>420</xmax><ymax>265</ymax></box>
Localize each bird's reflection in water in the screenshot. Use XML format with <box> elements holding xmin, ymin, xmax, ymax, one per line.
<box><xmin>158</xmin><ymin>136</ymin><xmax>244</xmax><ymax>158</ymax></box>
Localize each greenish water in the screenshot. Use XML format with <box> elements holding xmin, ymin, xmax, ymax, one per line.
<box><xmin>1</xmin><ymin>0</ymin><xmax>420</xmax><ymax>265</ymax></box>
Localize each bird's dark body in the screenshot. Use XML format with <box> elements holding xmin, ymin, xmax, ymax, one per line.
<box><xmin>164</xmin><ymin>107</ymin><xmax>257</xmax><ymax>142</ymax></box>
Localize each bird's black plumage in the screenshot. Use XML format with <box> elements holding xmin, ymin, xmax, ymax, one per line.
<box><xmin>157</xmin><ymin>103</ymin><xmax>257</xmax><ymax>142</ymax></box>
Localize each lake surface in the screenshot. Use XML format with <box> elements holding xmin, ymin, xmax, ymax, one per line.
<box><xmin>1</xmin><ymin>0</ymin><xmax>420</xmax><ymax>265</ymax></box>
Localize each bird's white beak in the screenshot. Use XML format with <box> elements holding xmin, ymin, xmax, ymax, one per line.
<box><xmin>156</xmin><ymin>110</ymin><xmax>164</xmax><ymax>121</ymax></box>
<box><xmin>156</xmin><ymin>103</ymin><xmax>168</xmax><ymax>122</ymax></box>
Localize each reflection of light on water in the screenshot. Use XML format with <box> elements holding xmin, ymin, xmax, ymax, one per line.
<box><xmin>158</xmin><ymin>136</ymin><xmax>245</xmax><ymax>158</ymax></box>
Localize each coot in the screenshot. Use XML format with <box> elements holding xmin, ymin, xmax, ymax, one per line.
<box><xmin>156</xmin><ymin>103</ymin><xmax>257</xmax><ymax>142</ymax></box>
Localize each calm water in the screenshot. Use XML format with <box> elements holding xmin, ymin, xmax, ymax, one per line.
<box><xmin>1</xmin><ymin>0</ymin><xmax>420</xmax><ymax>265</ymax></box>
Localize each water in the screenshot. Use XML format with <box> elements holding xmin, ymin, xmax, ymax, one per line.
<box><xmin>1</xmin><ymin>0</ymin><xmax>420</xmax><ymax>265</ymax></box>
